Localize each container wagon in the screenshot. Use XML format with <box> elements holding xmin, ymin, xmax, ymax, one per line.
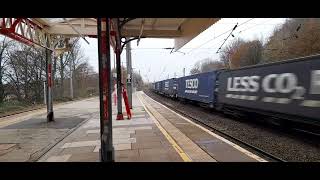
<box><xmin>162</xmin><ymin>78</ymin><xmax>178</xmax><ymax>98</ymax></box>
<box><xmin>177</xmin><ymin>71</ymin><xmax>218</xmax><ymax>108</ymax></box>
<box><xmin>217</xmin><ymin>55</ymin><xmax>320</xmax><ymax>126</ymax></box>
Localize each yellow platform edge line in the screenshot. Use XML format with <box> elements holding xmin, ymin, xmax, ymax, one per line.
<box><xmin>136</xmin><ymin>92</ymin><xmax>192</xmax><ymax>162</ymax></box>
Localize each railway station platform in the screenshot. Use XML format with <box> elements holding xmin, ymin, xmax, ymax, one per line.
<box><xmin>38</xmin><ymin>91</ymin><xmax>266</xmax><ymax>162</ymax></box>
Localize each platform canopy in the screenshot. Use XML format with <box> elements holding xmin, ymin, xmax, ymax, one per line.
<box><xmin>31</xmin><ymin>18</ymin><xmax>220</xmax><ymax>51</ymax></box>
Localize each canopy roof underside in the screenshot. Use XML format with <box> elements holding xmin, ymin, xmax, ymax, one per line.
<box><xmin>32</xmin><ymin>18</ymin><xmax>220</xmax><ymax>50</ymax></box>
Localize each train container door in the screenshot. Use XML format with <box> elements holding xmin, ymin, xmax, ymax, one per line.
<box><xmin>156</xmin><ymin>81</ymin><xmax>161</xmax><ymax>93</ymax></box>
<box><xmin>163</xmin><ymin>78</ymin><xmax>176</xmax><ymax>97</ymax></box>
<box><xmin>160</xmin><ymin>80</ymin><xmax>164</xmax><ymax>94</ymax></box>
<box><xmin>152</xmin><ymin>83</ymin><xmax>155</xmax><ymax>91</ymax></box>
<box><xmin>172</xmin><ymin>78</ymin><xmax>178</xmax><ymax>97</ymax></box>
<box><xmin>163</xmin><ymin>79</ymin><xmax>171</xmax><ymax>96</ymax></box>
<box><xmin>155</xmin><ymin>82</ymin><xmax>159</xmax><ymax>92</ymax></box>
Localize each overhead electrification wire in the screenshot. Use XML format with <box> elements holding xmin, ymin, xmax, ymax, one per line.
<box><xmin>213</xmin><ymin>18</ymin><xmax>284</xmax><ymax>54</ymax></box>
<box><xmin>237</xmin><ymin>18</ymin><xmax>275</xmax><ymax>34</ymax></box>
<box><xmin>186</xmin><ymin>18</ymin><xmax>255</xmax><ymax>54</ymax></box>
<box><xmin>282</xmin><ymin>23</ymin><xmax>302</xmax><ymax>40</ymax></box>
<box><xmin>216</xmin><ymin>22</ymin><xmax>238</xmax><ymax>53</ymax></box>
<box><xmin>215</xmin><ymin>19</ymin><xmax>276</xmax><ymax>53</ymax></box>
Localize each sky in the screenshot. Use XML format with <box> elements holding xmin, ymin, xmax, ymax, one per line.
<box><xmin>80</xmin><ymin>18</ymin><xmax>287</xmax><ymax>83</ymax></box>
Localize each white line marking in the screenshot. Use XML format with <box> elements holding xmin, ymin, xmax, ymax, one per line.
<box><xmin>276</xmin><ymin>98</ymin><xmax>291</xmax><ymax>104</ymax></box>
<box><xmin>226</xmin><ymin>94</ymin><xmax>258</xmax><ymax>101</ymax></box>
<box><xmin>233</xmin><ymin>94</ymin><xmax>240</xmax><ymax>99</ymax></box>
<box><xmin>240</xmin><ymin>95</ymin><xmax>247</xmax><ymax>99</ymax></box>
<box><xmin>301</xmin><ymin>100</ymin><xmax>320</xmax><ymax>107</ymax></box>
<box><xmin>262</xmin><ymin>97</ymin><xmax>275</xmax><ymax>103</ymax></box>
<box><xmin>247</xmin><ymin>96</ymin><xmax>258</xmax><ymax>101</ymax></box>
<box><xmin>142</xmin><ymin>92</ymin><xmax>267</xmax><ymax>162</ymax></box>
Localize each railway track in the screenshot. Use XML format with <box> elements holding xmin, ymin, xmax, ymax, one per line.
<box><xmin>145</xmin><ymin>90</ymin><xmax>320</xmax><ymax>162</ymax></box>
<box><xmin>0</xmin><ymin>106</ymin><xmax>45</xmax><ymax>119</ymax></box>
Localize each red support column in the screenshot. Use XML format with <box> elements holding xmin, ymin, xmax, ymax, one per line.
<box><xmin>98</xmin><ymin>18</ymin><xmax>114</xmax><ymax>162</ymax></box>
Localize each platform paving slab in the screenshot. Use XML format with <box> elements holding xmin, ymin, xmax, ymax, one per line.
<box><xmin>37</xmin><ymin>91</ymin><xmax>260</xmax><ymax>162</ymax></box>
<box><xmin>0</xmin><ymin>97</ymin><xmax>99</xmax><ymax>162</ymax></box>
<box><xmin>38</xmin><ymin>92</ymin><xmax>184</xmax><ymax>162</ymax></box>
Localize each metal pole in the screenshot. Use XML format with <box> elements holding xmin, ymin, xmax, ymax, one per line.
<box><xmin>126</xmin><ymin>39</ymin><xmax>132</xmax><ymax>109</ymax></box>
<box><xmin>70</xmin><ymin>58</ymin><xmax>74</xmax><ymax>99</ymax></box>
<box><xmin>183</xmin><ymin>68</ymin><xmax>185</xmax><ymax>77</ymax></box>
<box><xmin>116</xmin><ymin>20</ymin><xmax>124</xmax><ymax>120</ymax></box>
<box><xmin>46</xmin><ymin>36</ymin><xmax>54</xmax><ymax>122</ymax></box>
<box><xmin>97</xmin><ymin>18</ymin><xmax>114</xmax><ymax>162</ymax></box>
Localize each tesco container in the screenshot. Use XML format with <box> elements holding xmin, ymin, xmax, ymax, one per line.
<box><xmin>177</xmin><ymin>71</ymin><xmax>218</xmax><ymax>106</ymax></box>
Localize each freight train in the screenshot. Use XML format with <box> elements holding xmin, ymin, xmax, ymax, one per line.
<box><xmin>151</xmin><ymin>54</ymin><xmax>320</xmax><ymax>129</ymax></box>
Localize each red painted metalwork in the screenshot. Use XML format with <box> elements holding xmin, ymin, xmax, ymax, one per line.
<box><xmin>109</xmin><ymin>21</ymin><xmax>117</xmax><ymax>52</ymax></box>
<box><xmin>87</xmin><ymin>23</ymin><xmax>116</xmax><ymax>51</ymax></box>
<box><xmin>100</xmin><ymin>18</ymin><xmax>109</xmax><ymax>123</ymax></box>
<box><xmin>98</xmin><ymin>17</ymin><xmax>114</xmax><ymax>162</ymax></box>
<box><xmin>122</xmin><ymin>87</ymin><xmax>132</xmax><ymax>119</ymax></box>
<box><xmin>113</xmin><ymin>83</ymin><xmax>117</xmax><ymax>106</ymax></box>
<box><xmin>0</xmin><ymin>18</ymin><xmax>51</xmax><ymax>50</ymax></box>
<box><xmin>116</xmin><ymin>113</ymin><xmax>124</xmax><ymax>120</ymax></box>
<box><xmin>110</xmin><ymin>31</ymin><xmax>116</xmax><ymax>36</ymax></box>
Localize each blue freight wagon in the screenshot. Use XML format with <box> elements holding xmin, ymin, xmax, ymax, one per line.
<box><xmin>155</xmin><ymin>81</ymin><xmax>161</xmax><ymax>92</ymax></box>
<box><xmin>159</xmin><ymin>80</ymin><xmax>164</xmax><ymax>94</ymax></box>
<box><xmin>161</xmin><ymin>78</ymin><xmax>178</xmax><ymax>97</ymax></box>
<box><xmin>177</xmin><ymin>71</ymin><xmax>218</xmax><ymax>107</ymax></box>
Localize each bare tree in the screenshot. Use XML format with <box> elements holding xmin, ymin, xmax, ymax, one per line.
<box><xmin>189</xmin><ymin>61</ymin><xmax>201</xmax><ymax>75</ymax></box>
<box><xmin>219</xmin><ymin>38</ymin><xmax>263</xmax><ymax>69</ymax></box>
<box><xmin>28</xmin><ymin>47</ymin><xmax>46</xmax><ymax>103</ymax></box>
<box><xmin>219</xmin><ymin>38</ymin><xmax>245</xmax><ymax>69</ymax></box>
<box><xmin>132</xmin><ymin>70</ymin><xmax>144</xmax><ymax>91</ymax></box>
<box><xmin>0</xmin><ymin>37</ymin><xmax>12</xmax><ymax>103</ymax></box>
<box><xmin>6</xmin><ymin>43</ymin><xmax>46</xmax><ymax>103</ymax></box>
<box><xmin>242</xmin><ymin>40</ymin><xmax>263</xmax><ymax>66</ymax></box>
<box><xmin>53</xmin><ymin>39</ymin><xmax>82</xmax><ymax>98</ymax></box>
<box><xmin>190</xmin><ymin>58</ymin><xmax>225</xmax><ymax>75</ymax></box>
<box><xmin>200</xmin><ymin>58</ymin><xmax>225</xmax><ymax>72</ymax></box>
<box><xmin>0</xmin><ymin>35</ymin><xmax>98</xmax><ymax>110</ymax></box>
<box><xmin>262</xmin><ymin>18</ymin><xmax>320</xmax><ymax>62</ymax></box>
